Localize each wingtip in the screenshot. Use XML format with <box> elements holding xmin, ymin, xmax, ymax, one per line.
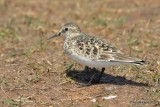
<box><xmin>134</xmin><ymin>60</ymin><xmax>146</xmax><ymax>65</ymax></box>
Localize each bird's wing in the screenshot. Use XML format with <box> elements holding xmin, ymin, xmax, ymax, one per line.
<box><xmin>99</xmin><ymin>51</ymin><xmax>140</xmax><ymax>61</ymax></box>
<box><xmin>72</xmin><ymin>34</ymin><xmax>144</xmax><ymax>65</ymax></box>
<box><xmin>96</xmin><ymin>43</ymin><xmax>144</xmax><ymax>64</ymax></box>
<box><xmin>73</xmin><ymin>34</ymin><xmax>120</xmax><ymax>59</ymax></box>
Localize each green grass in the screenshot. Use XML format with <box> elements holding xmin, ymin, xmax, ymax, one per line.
<box><xmin>94</xmin><ymin>15</ymin><xmax>128</xmax><ymax>27</ymax></box>
<box><xmin>24</xmin><ymin>15</ymin><xmax>45</xmax><ymax>27</ymax></box>
<box><xmin>37</xmin><ymin>26</ymin><xmax>47</xmax><ymax>51</ymax></box>
<box><xmin>147</xmin><ymin>40</ymin><xmax>158</xmax><ymax>48</ymax></box>
<box><xmin>95</xmin><ymin>17</ymin><xmax>108</xmax><ymax>26</ymax></box>
<box><xmin>0</xmin><ymin>27</ymin><xmax>21</xmax><ymax>42</ymax></box>
<box><xmin>2</xmin><ymin>99</ymin><xmax>17</xmax><ymax>107</ymax></box>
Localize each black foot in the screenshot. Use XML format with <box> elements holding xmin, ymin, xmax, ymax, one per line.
<box><xmin>77</xmin><ymin>71</ymin><xmax>96</xmax><ymax>87</ymax></box>
<box><xmin>77</xmin><ymin>67</ymin><xmax>105</xmax><ymax>87</ymax></box>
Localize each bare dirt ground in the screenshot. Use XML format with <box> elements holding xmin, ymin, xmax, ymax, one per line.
<box><xmin>0</xmin><ymin>0</ymin><xmax>160</xmax><ymax>107</ymax></box>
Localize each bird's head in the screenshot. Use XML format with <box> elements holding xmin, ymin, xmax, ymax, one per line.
<box><xmin>48</xmin><ymin>23</ymin><xmax>81</xmax><ymax>40</ymax></box>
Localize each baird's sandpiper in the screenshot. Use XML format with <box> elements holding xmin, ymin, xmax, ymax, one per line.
<box><xmin>48</xmin><ymin>23</ymin><xmax>145</xmax><ymax>86</ymax></box>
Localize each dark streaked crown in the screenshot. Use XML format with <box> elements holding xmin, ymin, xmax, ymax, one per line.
<box><xmin>62</xmin><ymin>23</ymin><xmax>81</xmax><ymax>32</ymax></box>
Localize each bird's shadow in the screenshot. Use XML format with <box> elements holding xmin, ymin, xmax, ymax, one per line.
<box><xmin>66</xmin><ymin>69</ymin><xmax>148</xmax><ymax>87</ymax></box>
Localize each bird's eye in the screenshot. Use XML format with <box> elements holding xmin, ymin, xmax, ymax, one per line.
<box><xmin>64</xmin><ymin>28</ymin><xmax>68</xmax><ymax>31</ymax></box>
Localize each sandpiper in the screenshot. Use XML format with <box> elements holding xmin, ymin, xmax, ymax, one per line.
<box><xmin>48</xmin><ymin>23</ymin><xmax>145</xmax><ymax>86</ymax></box>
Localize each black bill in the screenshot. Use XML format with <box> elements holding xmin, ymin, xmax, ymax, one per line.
<box><xmin>47</xmin><ymin>32</ymin><xmax>61</xmax><ymax>40</ymax></box>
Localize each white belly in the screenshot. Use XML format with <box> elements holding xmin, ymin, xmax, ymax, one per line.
<box><xmin>68</xmin><ymin>53</ymin><xmax>122</xmax><ymax>68</ymax></box>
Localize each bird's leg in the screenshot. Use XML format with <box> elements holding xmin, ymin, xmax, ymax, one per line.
<box><xmin>82</xmin><ymin>66</ymin><xmax>90</xmax><ymax>72</ymax></box>
<box><xmin>85</xmin><ymin>68</ymin><xmax>97</xmax><ymax>85</ymax></box>
<box><xmin>78</xmin><ymin>67</ymin><xmax>97</xmax><ymax>87</ymax></box>
<box><xmin>96</xmin><ymin>68</ymin><xmax>105</xmax><ymax>83</ymax></box>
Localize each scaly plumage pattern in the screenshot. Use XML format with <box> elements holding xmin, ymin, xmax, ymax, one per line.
<box><xmin>48</xmin><ymin>23</ymin><xmax>145</xmax><ymax>86</ymax></box>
